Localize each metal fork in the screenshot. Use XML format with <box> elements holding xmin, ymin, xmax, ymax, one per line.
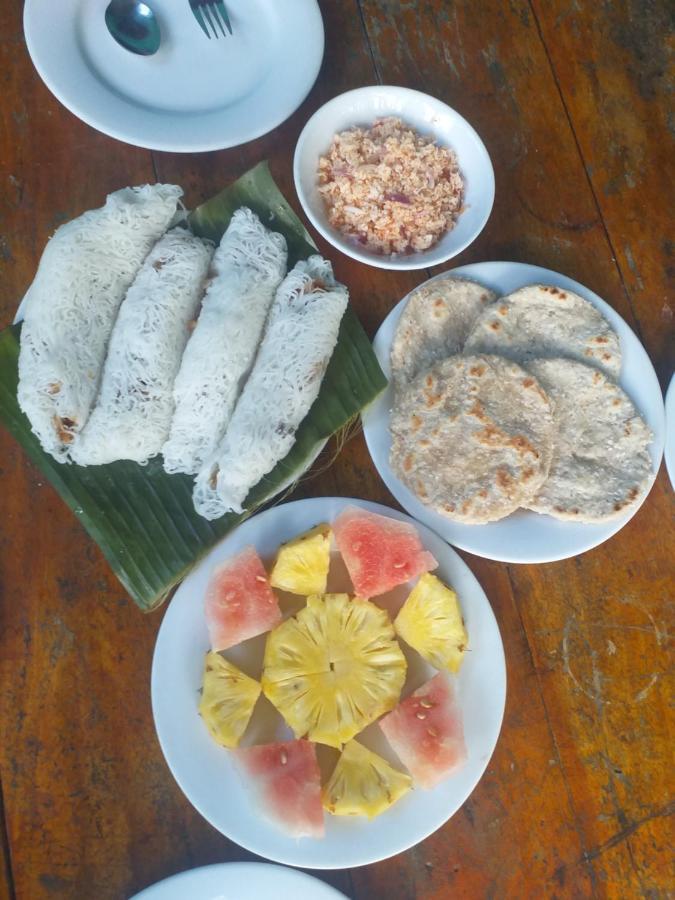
<box><xmin>189</xmin><ymin>0</ymin><xmax>232</xmax><ymax>39</ymax></box>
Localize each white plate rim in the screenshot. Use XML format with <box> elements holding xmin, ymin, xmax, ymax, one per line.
<box><xmin>362</xmin><ymin>261</ymin><xmax>666</xmax><ymax>563</ymax></box>
<box><xmin>293</xmin><ymin>85</ymin><xmax>495</xmax><ymax>271</ymax></box>
<box><xmin>664</xmin><ymin>374</ymin><xmax>675</xmax><ymax>490</ymax></box>
<box><xmin>23</xmin><ymin>0</ymin><xmax>324</xmax><ymax>152</ymax></box>
<box><xmin>151</xmin><ymin>495</ymin><xmax>506</xmax><ymax>869</ymax></box>
<box><xmin>130</xmin><ymin>861</ymin><xmax>348</xmax><ymax>900</ymax></box>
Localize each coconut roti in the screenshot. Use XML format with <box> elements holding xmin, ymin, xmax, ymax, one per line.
<box><xmin>525</xmin><ymin>358</ymin><xmax>652</xmax><ymax>522</ymax></box>
<box><xmin>390</xmin><ymin>355</ymin><xmax>555</xmax><ymax>524</ymax></box>
<box><xmin>464</xmin><ymin>283</ymin><xmax>621</xmax><ymax>378</ymax></box>
<box><xmin>390</xmin><ymin>276</ymin><xmax>497</xmax><ymax>392</ymax></box>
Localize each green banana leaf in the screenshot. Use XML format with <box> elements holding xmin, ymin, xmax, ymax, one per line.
<box><xmin>0</xmin><ymin>163</ymin><xmax>387</xmax><ymax>611</ymax></box>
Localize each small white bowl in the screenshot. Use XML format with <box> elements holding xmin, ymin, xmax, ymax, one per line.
<box><xmin>293</xmin><ymin>86</ymin><xmax>495</xmax><ymax>271</ymax></box>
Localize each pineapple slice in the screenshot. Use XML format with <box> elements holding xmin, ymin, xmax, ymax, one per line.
<box><xmin>269</xmin><ymin>524</ymin><xmax>332</xmax><ymax>595</ymax></box>
<box><xmin>323</xmin><ymin>739</ymin><xmax>412</xmax><ymax>819</ymax></box>
<box><xmin>262</xmin><ymin>593</ymin><xmax>407</xmax><ymax>749</ymax></box>
<box><xmin>199</xmin><ymin>652</ymin><xmax>261</xmax><ymax>748</ymax></box>
<box><xmin>394</xmin><ymin>573</ymin><xmax>468</xmax><ymax>673</ymax></box>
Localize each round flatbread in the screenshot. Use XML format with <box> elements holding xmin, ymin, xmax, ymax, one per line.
<box><xmin>525</xmin><ymin>358</ymin><xmax>653</xmax><ymax>522</ymax></box>
<box><xmin>390</xmin><ymin>276</ymin><xmax>497</xmax><ymax>392</ymax></box>
<box><xmin>390</xmin><ymin>355</ymin><xmax>555</xmax><ymax>524</ymax></box>
<box><xmin>464</xmin><ymin>283</ymin><xmax>621</xmax><ymax>378</ymax></box>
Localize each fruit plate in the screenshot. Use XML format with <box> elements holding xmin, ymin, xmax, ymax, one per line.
<box><xmin>151</xmin><ymin>496</ymin><xmax>506</xmax><ymax>869</ymax></box>
<box><xmin>362</xmin><ymin>261</ymin><xmax>665</xmax><ymax>564</ymax></box>
<box><xmin>130</xmin><ymin>862</ymin><xmax>347</xmax><ymax>900</ymax></box>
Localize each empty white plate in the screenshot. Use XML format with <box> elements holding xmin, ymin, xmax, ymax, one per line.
<box><xmin>151</xmin><ymin>497</ymin><xmax>505</xmax><ymax>869</ymax></box>
<box><xmin>362</xmin><ymin>262</ymin><xmax>665</xmax><ymax>563</ymax></box>
<box><xmin>24</xmin><ymin>0</ymin><xmax>324</xmax><ymax>151</ymax></box>
<box><xmin>130</xmin><ymin>862</ymin><xmax>347</xmax><ymax>900</ymax></box>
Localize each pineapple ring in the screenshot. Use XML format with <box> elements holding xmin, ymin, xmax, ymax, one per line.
<box><xmin>262</xmin><ymin>593</ymin><xmax>407</xmax><ymax>749</ymax></box>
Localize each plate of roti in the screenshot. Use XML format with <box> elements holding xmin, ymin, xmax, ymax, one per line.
<box><xmin>362</xmin><ymin>261</ymin><xmax>665</xmax><ymax>563</ymax></box>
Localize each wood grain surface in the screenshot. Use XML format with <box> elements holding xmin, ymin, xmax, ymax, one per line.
<box><xmin>0</xmin><ymin>1</ymin><xmax>673</xmax><ymax>898</ymax></box>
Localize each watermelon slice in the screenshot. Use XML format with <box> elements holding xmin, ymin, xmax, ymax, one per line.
<box><xmin>333</xmin><ymin>506</ymin><xmax>437</xmax><ymax>597</ymax></box>
<box><xmin>378</xmin><ymin>673</ymin><xmax>466</xmax><ymax>789</ymax></box>
<box><xmin>204</xmin><ymin>546</ymin><xmax>282</xmax><ymax>651</ymax></box>
<box><xmin>233</xmin><ymin>739</ymin><xmax>325</xmax><ymax>838</ymax></box>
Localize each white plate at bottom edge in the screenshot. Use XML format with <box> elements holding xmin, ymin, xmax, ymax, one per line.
<box><xmin>362</xmin><ymin>261</ymin><xmax>665</xmax><ymax>564</ymax></box>
<box><xmin>130</xmin><ymin>862</ymin><xmax>347</xmax><ymax>900</ymax></box>
<box><xmin>151</xmin><ymin>497</ymin><xmax>506</xmax><ymax>869</ymax></box>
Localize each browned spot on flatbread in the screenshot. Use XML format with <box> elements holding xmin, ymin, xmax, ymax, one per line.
<box><xmin>425</xmin><ymin>374</ymin><xmax>435</xmax><ymax>389</ymax></box>
<box><xmin>478</xmin><ymin>489</ymin><xmax>488</xmax><ymax>498</ymax></box>
<box><xmin>443</xmin><ymin>502</ymin><xmax>456</xmax><ymax>513</ymax></box>
<box><xmin>593</xmin><ymin>371</ymin><xmax>602</xmax><ymax>384</ymax></box>
<box><xmin>425</xmin><ymin>393</ymin><xmax>442</xmax><ymax>408</ymax></box>
<box><xmin>594</xmin><ymin>336</ymin><xmax>608</xmax><ymax>344</ymax></box>
<box><xmin>523</xmin><ymin>468</ymin><xmax>535</xmax><ymax>480</ymax></box>
<box><xmin>498</xmin><ymin>305</ymin><xmax>508</xmax><ymax>315</ymax></box>
<box><xmin>419</xmin><ymin>439</ymin><xmax>430</xmax><ymax>448</ymax></box>
<box><xmin>628</xmin><ymin>487</ymin><xmax>639</xmax><ymax>500</ymax></box>
<box><xmin>496</xmin><ymin>468</ymin><xmax>513</xmax><ymax>489</ymax></box>
<box><xmin>613</xmin><ymin>398</ymin><xmax>621</xmax><ymax>406</ymax></box>
<box><xmin>490</xmin><ymin>320</ymin><xmax>501</xmax><ymax>331</ymax></box>
<box><xmin>469</xmin><ymin>364</ymin><xmax>486</xmax><ymax>377</ymax></box>
<box><xmin>403</xmin><ymin>454</ymin><xmax>414</xmax><ymax>472</ymax></box>
<box><xmin>461</xmin><ymin>500</ymin><xmax>471</xmax><ymax>514</ymax></box>
<box><xmin>509</xmin><ymin>435</ymin><xmax>538</xmax><ymax>457</ymax></box>
<box><xmin>416</xmin><ymin>480</ymin><xmax>428</xmax><ymax>499</ymax></box>
<box><xmin>468</xmin><ymin>400</ymin><xmax>486</xmax><ymax>420</ymax></box>
<box><xmin>478</xmin><ymin>424</ymin><xmax>504</xmax><ymax>446</ymax></box>
<box><xmin>47</xmin><ymin>382</ymin><xmax>61</xmax><ymax>395</ymax></box>
<box><xmin>410</xmin><ymin>414</ymin><xmax>422</xmax><ymax>431</ymax></box>
<box><xmin>624</xmin><ymin>424</ymin><xmax>631</xmax><ymax>436</ymax></box>
<box><xmin>603</xmin><ymin>353</ymin><xmax>612</xmax><ymax>361</ymax></box>
<box><xmin>433</xmin><ymin>297</ymin><xmax>444</xmax><ymax>308</ymax></box>
<box><xmin>522</xmin><ymin>377</ymin><xmax>535</xmax><ymax>388</ymax></box>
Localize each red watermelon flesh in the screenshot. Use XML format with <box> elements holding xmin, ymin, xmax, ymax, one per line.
<box><xmin>205</xmin><ymin>546</ymin><xmax>282</xmax><ymax>651</ymax></box>
<box><xmin>378</xmin><ymin>672</ymin><xmax>466</xmax><ymax>789</ymax></box>
<box><xmin>333</xmin><ymin>506</ymin><xmax>437</xmax><ymax>597</ymax></box>
<box><xmin>233</xmin><ymin>739</ymin><xmax>325</xmax><ymax>839</ymax></box>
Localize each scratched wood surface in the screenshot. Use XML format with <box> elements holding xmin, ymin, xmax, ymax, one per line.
<box><xmin>0</xmin><ymin>0</ymin><xmax>672</xmax><ymax>898</ymax></box>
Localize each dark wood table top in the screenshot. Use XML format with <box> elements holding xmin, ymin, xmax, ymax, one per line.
<box><xmin>1</xmin><ymin>1</ymin><xmax>673</xmax><ymax>897</ymax></box>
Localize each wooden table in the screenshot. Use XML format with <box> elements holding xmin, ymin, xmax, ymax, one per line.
<box><xmin>1</xmin><ymin>1</ymin><xmax>673</xmax><ymax>897</ymax></box>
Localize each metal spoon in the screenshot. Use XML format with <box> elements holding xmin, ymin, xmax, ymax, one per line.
<box><xmin>105</xmin><ymin>0</ymin><xmax>161</xmax><ymax>56</ymax></box>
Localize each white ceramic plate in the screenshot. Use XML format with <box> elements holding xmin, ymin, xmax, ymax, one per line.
<box><xmin>294</xmin><ymin>86</ymin><xmax>494</xmax><ymax>270</ymax></box>
<box><xmin>665</xmin><ymin>375</ymin><xmax>675</xmax><ymax>490</ymax></box>
<box><xmin>362</xmin><ymin>262</ymin><xmax>665</xmax><ymax>563</ymax></box>
<box><xmin>24</xmin><ymin>0</ymin><xmax>324</xmax><ymax>152</ymax></box>
<box><xmin>131</xmin><ymin>862</ymin><xmax>347</xmax><ymax>900</ymax></box>
<box><xmin>152</xmin><ymin>496</ymin><xmax>506</xmax><ymax>869</ymax></box>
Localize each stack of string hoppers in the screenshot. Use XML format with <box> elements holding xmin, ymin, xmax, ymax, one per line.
<box><xmin>17</xmin><ymin>185</ymin><xmax>349</xmax><ymax>520</ymax></box>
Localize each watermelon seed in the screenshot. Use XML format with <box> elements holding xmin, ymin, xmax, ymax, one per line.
<box><xmin>415</xmin><ymin>711</ymin><xmax>427</xmax><ymax>720</ymax></box>
<box><xmin>255</xmin><ymin>575</ymin><xmax>267</xmax><ymax>583</ymax></box>
<box><xmin>420</xmin><ymin>699</ymin><xmax>433</xmax><ymax>708</ymax></box>
<box><xmin>280</xmin><ymin>750</ymin><xmax>288</xmax><ymax>765</ymax></box>
<box><xmin>427</xmin><ymin>727</ymin><xmax>438</xmax><ymax>737</ymax></box>
<box><xmin>393</xmin><ymin>562</ymin><xmax>406</xmax><ymax>568</ymax></box>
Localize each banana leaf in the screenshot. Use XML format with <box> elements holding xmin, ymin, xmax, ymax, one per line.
<box><xmin>0</xmin><ymin>163</ymin><xmax>387</xmax><ymax>611</ymax></box>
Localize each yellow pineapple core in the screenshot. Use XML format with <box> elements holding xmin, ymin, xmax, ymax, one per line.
<box><xmin>269</xmin><ymin>523</ymin><xmax>332</xmax><ymax>595</ymax></box>
<box><xmin>199</xmin><ymin>652</ymin><xmax>261</xmax><ymax>748</ymax></box>
<box><xmin>262</xmin><ymin>593</ymin><xmax>407</xmax><ymax>748</ymax></box>
<box><xmin>394</xmin><ymin>573</ymin><xmax>468</xmax><ymax>673</ymax></box>
<box><xmin>323</xmin><ymin>739</ymin><xmax>412</xmax><ymax>819</ymax></box>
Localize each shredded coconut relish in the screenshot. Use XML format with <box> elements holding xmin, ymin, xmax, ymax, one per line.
<box><xmin>318</xmin><ymin>117</ymin><xmax>464</xmax><ymax>256</ymax></box>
